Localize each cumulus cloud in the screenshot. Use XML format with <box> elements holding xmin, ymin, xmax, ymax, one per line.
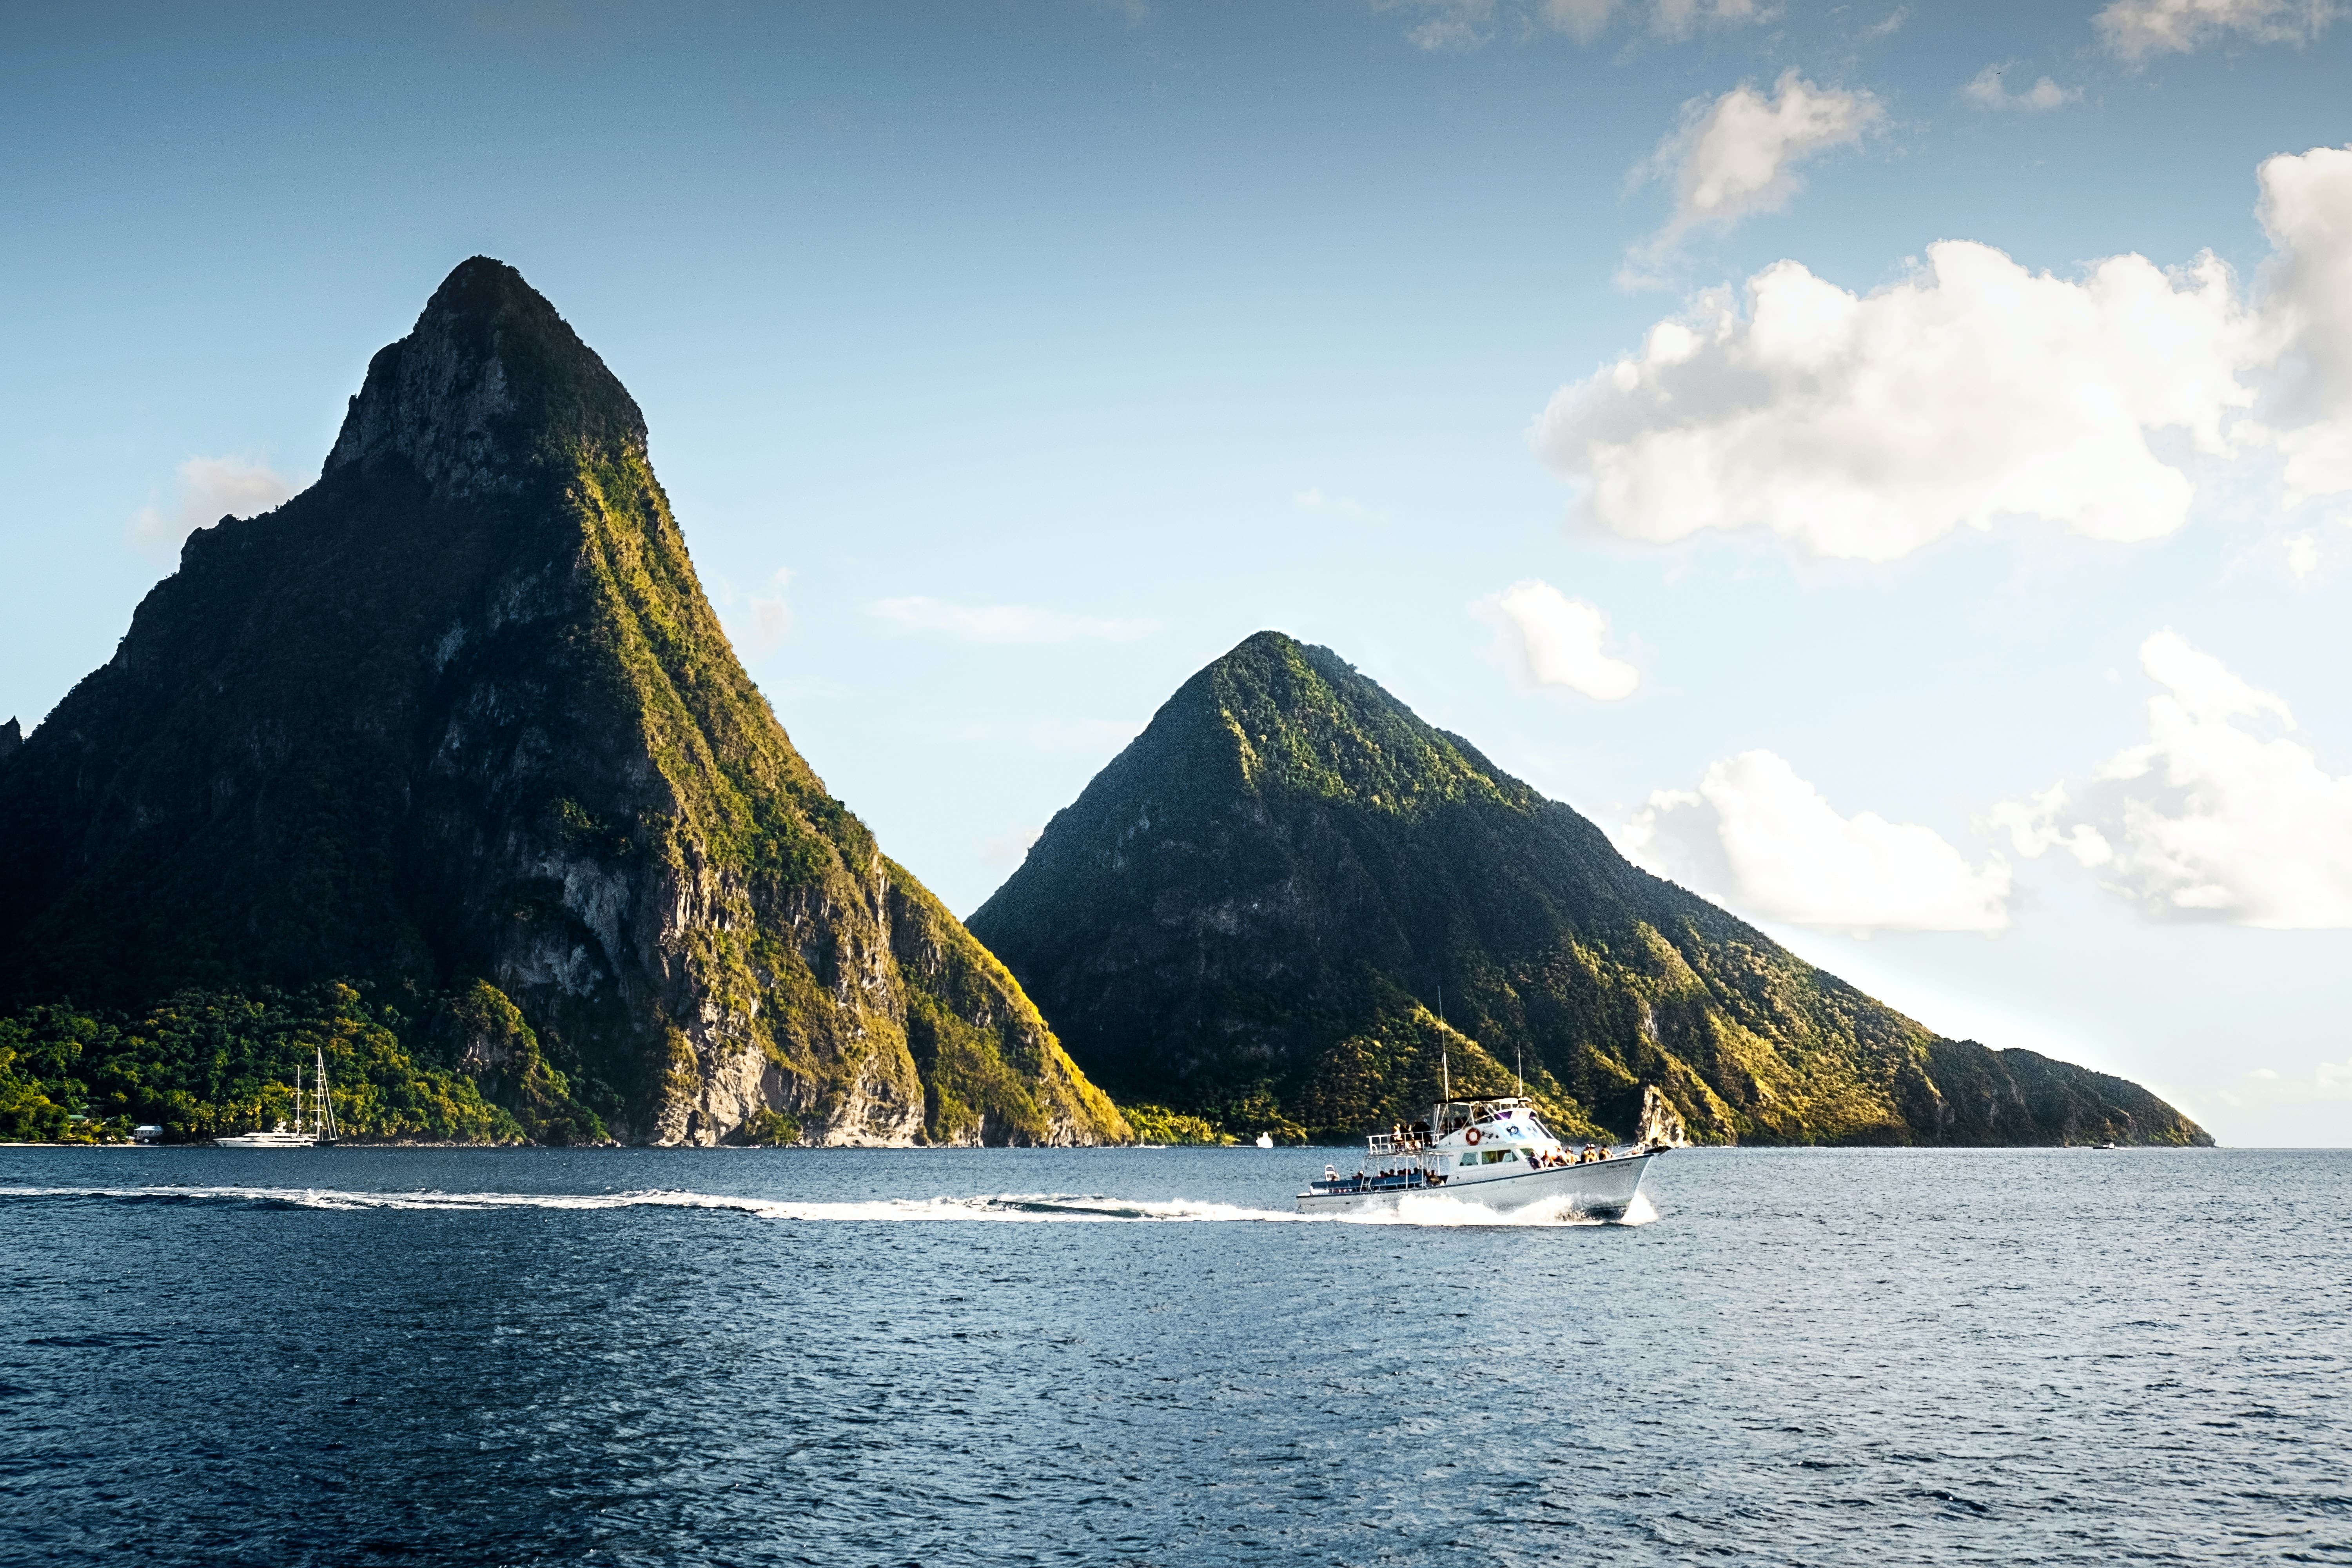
<box><xmin>867</xmin><ymin>597</ymin><xmax>1163</xmax><ymax>645</ymax></box>
<box><xmin>1620</xmin><ymin>750</ymin><xmax>2012</xmax><ymax>935</ymax></box>
<box><xmin>2253</xmin><ymin>146</ymin><xmax>2352</xmax><ymax>506</ymax></box>
<box><xmin>1539</xmin><ymin>241</ymin><xmax>2258</xmax><ymax>561</ymax></box>
<box><xmin>128</xmin><ymin>455</ymin><xmax>302</xmax><ymax>558</ymax></box>
<box><xmin>1472</xmin><ymin>580</ymin><xmax>1639</xmax><ymax>701</ymax></box>
<box><xmin>1625</xmin><ymin>73</ymin><xmax>1880</xmax><ymax>278</ymax></box>
<box><xmin>1989</xmin><ymin>631</ymin><xmax>2352</xmax><ymax>927</ymax></box>
<box><xmin>2096</xmin><ymin>0</ymin><xmax>2336</xmax><ymax>59</ymax></box>
<box><xmin>1543</xmin><ymin>143</ymin><xmax>2352</xmax><ymax>561</ymax></box>
<box><xmin>1962</xmin><ymin>65</ymin><xmax>2079</xmax><ymax>111</ymax></box>
<box><xmin>2284</xmin><ymin>528</ymin><xmax>2326</xmax><ymax>577</ymax></box>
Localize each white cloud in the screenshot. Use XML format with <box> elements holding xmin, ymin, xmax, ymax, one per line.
<box><xmin>981</xmin><ymin>825</ymin><xmax>1045</xmax><ymax>865</ymax></box>
<box><xmin>1546</xmin><ymin>145</ymin><xmax>2352</xmax><ymax>562</ymax></box>
<box><xmin>2252</xmin><ymin>146</ymin><xmax>2352</xmax><ymax>506</ymax></box>
<box><xmin>867</xmin><ymin>597</ymin><xmax>1163</xmax><ymax>645</ymax></box>
<box><xmin>1397</xmin><ymin>0</ymin><xmax>1495</xmax><ymax>48</ymax></box>
<box><xmin>1539</xmin><ymin>241</ymin><xmax>2257</xmax><ymax>561</ymax></box>
<box><xmin>1962</xmin><ymin>65</ymin><xmax>2079</xmax><ymax>111</ymax></box>
<box><xmin>1294</xmin><ymin>486</ymin><xmax>1387</xmax><ymax>522</ymax></box>
<box><xmin>128</xmin><ymin>455</ymin><xmax>302</xmax><ymax>557</ymax></box>
<box><xmin>1991</xmin><ymin>631</ymin><xmax>2352</xmax><ymax>927</ymax></box>
<box><xmin>1547</xmin><ymin>0</ymin><xmax>1767</xmax><ymax>41</ymax></box>
<box><xmin>1381</xmin><ymin>0</ymin><xmax>1764</xmax><ymax>48</ymax></box>
<box><xmin>747</xmin><ymin>568</ymin><xmax>792</xmax><ymax>653</ymax></box>
<box><xmin>1472</xmin><ymin>579</ymin><xmax>1639</xmax><ymax>701</ymax></box>
<box><xmin>2221</xmin><ymin>1055</ymin><xmax>2352</xmax><ymax>1105</ymax></box>
<box><xmin>1625</xmin><ymin>73</ymin><xmax>1880</xmax><ymax>278</ymax></box>
<box><xmin>1980</xmin><ymin>782</ymin><xmax>2115</xmax><ymax>868</ymax></box>
<box><xmin>712</xmin><ymin>566</ymin><xmax>793</xmax><ymax>656</ymax></box>
<box><xmin>1620</xmin><ymin>750</ymin><xmax>2012</xmax><ymax>935</ymax></box>
<box><xmin>2095</xmin><ymin>0</ymin><xmax>2336</xmax><ymax>59</ymax></box>
<box><xmin>2284</xmin><ymin>529</ymin><xmax>2325</xmax><ymax>577</ymax></box>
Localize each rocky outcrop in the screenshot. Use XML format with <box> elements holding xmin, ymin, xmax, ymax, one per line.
<box><xmin>0</xmin><ymin>258</ymin><xmax>1127</xmax><ymax>1149</ymax></box>
<box><xmin>1636</xmin><ymin>1085</ymin><xmax>1692</xmax><ymax>1150</ymax></box>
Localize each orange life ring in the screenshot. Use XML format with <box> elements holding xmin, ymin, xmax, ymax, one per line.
<box><xmin>1464</xmin><ymin>1128</ymin><xmax>1482</xmax><ymax>1146</ymax></box>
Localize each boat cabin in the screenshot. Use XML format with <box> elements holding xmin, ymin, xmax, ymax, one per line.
<box><xmin>1303</xmin><ymin>1096</ymin><xmax>1622</xmax><ymax>1198</ymax></box>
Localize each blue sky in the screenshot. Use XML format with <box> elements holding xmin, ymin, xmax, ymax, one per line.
<box><xmin>7</xmin><ymin>0</ymin><xmax>2351</xmax><ymax>1143</ymax></box>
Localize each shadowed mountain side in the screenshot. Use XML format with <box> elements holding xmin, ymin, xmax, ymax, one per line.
<box><xmin>968</xmin><ymin>632</ymin><xmax>2209</xmax><ymax>1148</ymax></box>
<box><xmin>0</xmin><ymin>258</ymin><xmax>1124</xmax><ymax>1148</ymax></box>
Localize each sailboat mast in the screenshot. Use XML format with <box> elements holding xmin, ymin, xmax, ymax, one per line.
<box><xmin>315</xmin><ymin>1047</ymin><xmax>339</xmax><ymax>1144</ymax></box>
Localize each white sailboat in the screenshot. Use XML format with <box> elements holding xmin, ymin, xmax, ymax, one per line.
<box><xmin>214</xmin><ymin>1049</ymin><xmax>343</xmax><ymax>1149</ymax></box>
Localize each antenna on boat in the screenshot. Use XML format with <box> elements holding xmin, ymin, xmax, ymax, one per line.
<box><xmin>1517</xmin><ymin>1044</ymin><xmax>1524</xmax><ymax>1099</ymax></box>
<box><xmin>1437</xmin><ymin>984</ymin><xmax>1449</xmax><ymax>1103</ymax></box>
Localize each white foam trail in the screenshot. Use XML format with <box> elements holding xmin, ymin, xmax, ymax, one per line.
<box><xmin>0</xmin><ymin>1185</ymin><xmax>1657</xmax><ymax>1227</ymax></box>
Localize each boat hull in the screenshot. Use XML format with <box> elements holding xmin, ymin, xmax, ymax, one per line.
<box><xmin>1296</xmin><ymin>1151</ymin><xmax>1656</xmax><ymax>1218</ymax></box>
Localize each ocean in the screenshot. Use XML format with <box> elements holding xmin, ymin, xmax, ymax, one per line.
<box><xmin>2</xmin><ymin>1145</ymin><xmax>2345</xmax><ymax>1566</ymax></box>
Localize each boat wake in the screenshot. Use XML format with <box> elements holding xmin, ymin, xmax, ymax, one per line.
<box><xmin>0</xmin><ymin>1184</ymin><xmax>1659</xmax><ymax>1225</ymax></box>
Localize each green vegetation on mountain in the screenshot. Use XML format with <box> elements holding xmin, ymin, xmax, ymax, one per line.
<box><xmin>969</xmin><ymin>632</ymin><xmax>2210</xmax><ymax>1149</ymax></box>
<box><xmin>0</xmin><ymin>984</ymin><xmax>533</xmax><ymax>1144</ymax></box>
<box><xmin>0</xmin><ymin>258</ymin><xmax>1124</xmax><ymax>1147</ymax></box>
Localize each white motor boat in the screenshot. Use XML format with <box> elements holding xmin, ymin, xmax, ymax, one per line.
<box><xmin>1296</xmin><ymin>1096</ymin><xmax>1658</xmax><ymax>1218</ymax></box>
<box><xmin>214</xmin><ymin>1049</ymin><xmax>343</xmax><ymax>1149</ymax></box>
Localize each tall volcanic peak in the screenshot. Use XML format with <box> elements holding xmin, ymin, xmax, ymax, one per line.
<box><xmin>323</xmin><ymin>256</ymin><xmax>647</xmax><ymax>501</ymax></box>
<box><xmin>0</xmin><ymin>259</ymin><xmax>1125</xmax><ymax>1149</ymax></box>
<box><xmin>969</xmin><ymin>630</ymin><xmax>2209</xmax><ymax>1149</ymax></box>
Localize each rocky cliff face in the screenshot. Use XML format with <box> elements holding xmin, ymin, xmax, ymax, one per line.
<box><xmin>969</xmin><ymin>632</ymin><xmax>2210</xmax><ymax>1148</ymax></box>
<box><xmin>0</xmin><ymin>258</ymin><xmax>1125</xmax><ymax>1148</ymax></box>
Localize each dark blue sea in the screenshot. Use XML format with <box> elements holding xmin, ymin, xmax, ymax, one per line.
<box><xmin>2</xmin><ymin>1146</ymin><xmax>2346</xmax><ymax>1566</ymax></box>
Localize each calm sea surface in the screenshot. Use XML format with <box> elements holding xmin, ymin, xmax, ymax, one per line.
<box><xmin>1</xmin><ymin>1146</ymin><xmax>2346</xmax><ymax>1566</ymax></box>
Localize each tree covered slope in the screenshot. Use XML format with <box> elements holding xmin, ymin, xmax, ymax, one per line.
<box><xmin>0</xmin><ymin>258</ymin><xmax>1124</xmax><ymax>1148</ymax></box>
<box><xmin>968</xmin><ymin>632</ymin><xmax>2208</xmax><ymax>1148</ymax></box>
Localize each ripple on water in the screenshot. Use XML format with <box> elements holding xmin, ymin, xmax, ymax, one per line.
<box><xmin>0</xmin><ymin>1145</ymin><xmax>2346</xmax><ymax>1567</ymax></box>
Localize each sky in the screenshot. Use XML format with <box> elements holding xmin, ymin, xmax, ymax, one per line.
<box><xmin>5</xmin><ymin>0</ymin><xmax>2350</xmax><ymax>1144</ymax></box>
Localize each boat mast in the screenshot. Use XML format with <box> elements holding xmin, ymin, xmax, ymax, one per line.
<box><xmin>1437</xmin><ymin>984</ymin><xmax>1449</xmax><ymax>1104</ymax></box>
<box><xmin>294</xmin><ymin>1063</ymin><xmax>305</xmax><ymax>1138</ymax></box>
<box><xmin>314</xmin><ymin>1048</ymin><xmax>339</xmax><ymax>1144</ymax></box>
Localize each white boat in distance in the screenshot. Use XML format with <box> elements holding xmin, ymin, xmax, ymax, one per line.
<box><xmin>214</xmin><ymin>1049</ymin><xmax>343</xmax><ymax>1149</ymax></box>
<box><xmin>1296</xmin><ymin>1096</ymin><xmax>1657</xmax><ymax>1218</ymax></box>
